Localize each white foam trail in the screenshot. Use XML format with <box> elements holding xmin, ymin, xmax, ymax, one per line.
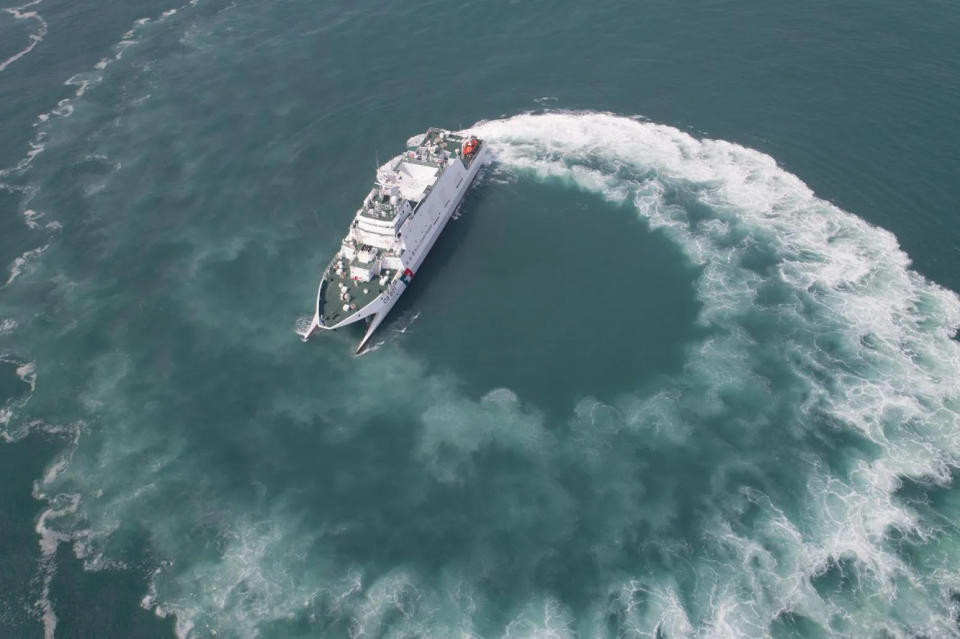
<box><xmin>22</xmin><ymin>208</ymin><xmax>42</xmax><ymax>228</ymax></box>
<box><xmin>0</xmin><ymin>0</ymin><xmax>200</xmax><ymax>299</ymax></box>
<box><xmin>393</xmin><ymin>310</ymin><xmax>421</xmax><ymax>334</ymax></box>
<box><xmin>29</xmin><ymin>421</ymin><xmax>82</xmax><ymax>639</ymax></box>
<box><xmin>0</xmin><ymin>3</ymin><xmax>207</xmax><ymax>632</ymax></box>
<box><xmin>416</xmin><ymin>387</ymin><xmax>550</xmax><ymax>484</ymax></box>
<box><xmin>65</xmin><ymin>72</ymin><xmax>100</xmax><ymax>98</ymax></box>
<box><xmin>11</xmin><ymin>111</ymin><xmax>960</xmax><ymax>638</ymax></box>
<box><xmin>501</xmin><ymin>600</ymin><xmax>577</xmax><ymax>639</ymax></box>
<box><xmin>1</xmin><ymin>0</ymin><xmax>197</xmax><ymax>186</ymax></box>
<box><xmin>0</xmin><ymin>136</ymin><xmax>46</xmax><ymax>183</ymax></box>
<box><xmin>469</xmin><ymin>111</ymin><xmax>960</xmax><ymax>635</ymax></box>
<box><xmin>4</xmin><ymin>242</ymin><xmax>48</xmax><ymax>286</ymax></box>
<box><xmin>0</xmin><ymin>355</ymin><xmax>37</xmax><ymax>439</ymax></box>
<box><xmin>0</xmin><ymin>0</ymin><xmax>47</xmax><ymax>72</ymax></box>
<box><xmin>16</xmin><ymin>360</ymin><xmax>36</xmax><ymax>391</ymax></box>
<box><xmin>293</xmin><ymin>315</ymin><xmax>315</xmax><ymax>339</ymax></box>
<box><xmin>50</xmin><ymin>98</ymin><xmax>73</xmax><ymax>118</ymax></box>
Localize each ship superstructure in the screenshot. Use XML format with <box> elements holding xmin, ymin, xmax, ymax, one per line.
<box><xmin>300</xmin><ymin>128</ymin><xmax>488</xmax><ymax>352</ymax></box>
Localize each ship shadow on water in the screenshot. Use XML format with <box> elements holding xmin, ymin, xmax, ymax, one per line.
<box><xmin>357</xmin><ymin>174</ymin><xmax>704</xmax><ymax>417</ymax></box>
<box><xmin>382</xmin><ymin>183</ymin><xmax>488</xmax><ymax>325</ymax></box>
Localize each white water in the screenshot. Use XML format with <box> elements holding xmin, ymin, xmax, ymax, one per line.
<box><xmin>469</xmin><ymin>111</ymin><xmax>960</xmax><ymax>637</ymax></box>
<box><xmin>0</xmin><ymin>0</ymin><xmax>47</xmax><ymax>73</ymax></box>
<box><xmin>5</xmin><ymin>111</ymin><xmax>960</xmax><ymax>638</ymax></box>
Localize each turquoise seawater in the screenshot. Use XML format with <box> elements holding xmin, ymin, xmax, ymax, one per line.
<box><xmin>2</xmin><ymin>1</ymin><xmax>960</xmax><ymax>637</ymax></box>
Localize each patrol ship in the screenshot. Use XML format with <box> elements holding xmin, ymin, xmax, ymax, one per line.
<box><xmin>300</xmin><ymin>128</ymin><xmax>488</xmax><ymax>352</ymax></box>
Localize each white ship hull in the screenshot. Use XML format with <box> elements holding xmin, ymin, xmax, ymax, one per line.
<box><xmin>302</xmin><ymin>130</ymin><xmax>488</xmax><ymax>352</ymax></box>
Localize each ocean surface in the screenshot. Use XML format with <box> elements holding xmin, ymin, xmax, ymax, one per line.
<box><xmin>2</xmin><ymin>1</ymin><xmax>960</xmax><ymax>637</ymax></box>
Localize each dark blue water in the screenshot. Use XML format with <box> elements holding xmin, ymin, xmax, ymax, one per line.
<box><xmin>2</xmin><ymin>1</ymin><xmax>959</xmax><ymax>637</ymax></box>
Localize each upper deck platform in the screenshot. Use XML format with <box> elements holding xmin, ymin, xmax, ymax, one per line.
<box><xmin>319</xmin><ymin>264</ymin><xmax>398</xmax><ymax>326</ymax></box>
<box><xmin>375</xmin><ymin>128</ymin><xmax>476</xmax><ymax>203</ymax></box>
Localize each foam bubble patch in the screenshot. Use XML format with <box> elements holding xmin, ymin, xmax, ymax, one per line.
<box><xmin>8</xmin><ymin>110</ymin><xmax>960</xmax><ymax>637</ymax></box>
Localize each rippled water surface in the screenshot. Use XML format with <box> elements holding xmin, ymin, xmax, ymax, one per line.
<box><xmin>2</xmin><ymin>1</ymin><xmax>959</xmax><ymax>637</ymax></box>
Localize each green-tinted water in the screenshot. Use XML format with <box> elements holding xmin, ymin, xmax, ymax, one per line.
<box><xmin>2</xmin><ymin>1</ymin><xmax>959</xmax><ymax>637</ymax></box>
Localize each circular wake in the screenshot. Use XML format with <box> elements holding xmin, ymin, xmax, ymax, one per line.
<box><xmin>467</xmin><ymin>111</ymin><xmax>960</xmax><ymax>637</ymax></box>
<box><xmin>5</xmin><ymin>111</ymin><xmax>960</xmax><ymax>638</ymax></box>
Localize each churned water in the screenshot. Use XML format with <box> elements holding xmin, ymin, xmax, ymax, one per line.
<box><xmin>2</xmin><ymin>1</ymin><xmax>960</xmax><ymax>637</ymax></box>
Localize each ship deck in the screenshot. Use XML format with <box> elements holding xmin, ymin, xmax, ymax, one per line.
<box><xmin>320</xmin><ymin>268</ymin><xmax>397</xmax><ymax>326</ymax></box>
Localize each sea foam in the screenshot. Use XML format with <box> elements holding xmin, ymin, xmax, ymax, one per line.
<box><xmin>9</xmin><ymin>111</ymin><xmax>960</xmax><ymax>638</ymax></box>
<box><xmin>0</xmin><ymin>0</ymin><xmax>47</xmax><ymax>73</ymax></box>
<box><xmin>469</xmin><ymin>111</ymin><xmax>960</xmax><ymax>636</ymax></box>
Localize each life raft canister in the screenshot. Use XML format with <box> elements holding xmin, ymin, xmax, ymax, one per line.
<box><xmin>462</xmin><ymin>138</ymin><xmax>478</xmax><ymax>156</ymax></box>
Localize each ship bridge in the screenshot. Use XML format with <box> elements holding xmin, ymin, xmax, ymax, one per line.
<box><xmin>376</xmin><ymin>127</ymin><xmax>470</xmax><ymax>203</ymax></box>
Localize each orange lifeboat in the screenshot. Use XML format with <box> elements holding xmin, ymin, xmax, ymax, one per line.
<box><xmin>462</xmin><ymin>138</ymin><xmax>478</xmax><ymax>156</ymax></box>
